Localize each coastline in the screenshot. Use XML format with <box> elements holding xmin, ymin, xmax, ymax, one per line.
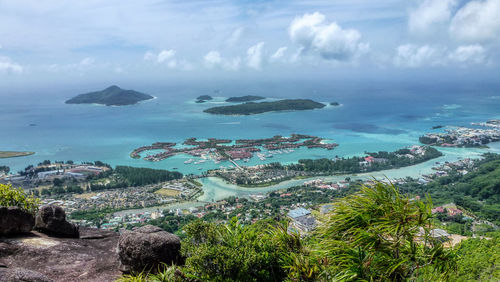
<box><xmin>0</xmin><ymin>151</ymin><xmax>35</xmax><ymax>159</ymax></box>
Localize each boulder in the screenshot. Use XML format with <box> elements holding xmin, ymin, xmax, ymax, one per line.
<box><xmin>35</xmin><ymin>206</ymin><xmax>79</xmax><ymax>238</ymax></box>
<box><xmin>118</xmin><ymin>225</ymin><xmax>181</xmax><ymax>273</ymax></box>
<box><xmin>0</xmin><ymin>207</ymin><xmax>35</xmax><ymax>236</ymax></box>
<box><xmin>0</xmin><ymin>267</ymin><xmax>53</xmax><ymax>282</ymax></box>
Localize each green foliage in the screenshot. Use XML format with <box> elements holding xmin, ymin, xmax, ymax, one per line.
<box><xmin>181</xmin><ymin>218</ymin><xmax>305</xmax><ymax>281</ymax></box>
<box><xmin>204</xmin><ymin>99</ymin><xmax>325</xmax><ymax>115</ymax></box>
<box><xmin>65</xmin><ymin>85</ymin><xmax>153</xmax><ymax>106</ymax></box>
<box><xmin>115</xmin><ymin>166</ymin><xmax>183</xmax><ymax>187</ymax></box>
<box><xmin>0</xmin><ymin>183</ymin><xmax>40</xmax><ymax>214</ymax></box>
<box><xmin>314</xmin><ymin>181</ymin><xmax>456</xmax><ymax>281</ymax></box>
<box><xmin>448</xmin><ymin>234</ymin><xmax>500</xmax><ymax>281</ymax></box>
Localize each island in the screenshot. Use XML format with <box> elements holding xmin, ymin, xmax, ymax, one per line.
<box><xmin>225</xmin><ymin>95</ymin><xmax>265</xmax><ymax>102</ymax></box>
<box><xmin>0</xmin><ymin>151</ymin><xmax>35</xmax><ymax>158</ymax></box>
<box><xmin>203</xmin><ymin>99</ymin><xmax>326</xmax><ymax>115</ymax></box>
<box><xmin>65</xmin><ymin>85</ymin><xmax>154</xmax><ymax>106</ymax></box>
<box><xmin>432</xmin><ymin>125</ymin><xmax>443</xmax><ymax>129</ymax></box>
<box><xmin>130</xmin><ymin>134</ymin><xmax>338</xmax><ymax>162</ymax></box>
<box><xmin>330</xmin><ymin>102</ymin><xmax>340</xmax><ymax>106</ymax></box>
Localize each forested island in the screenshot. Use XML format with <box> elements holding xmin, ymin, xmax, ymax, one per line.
<box><xmin>195</xmin><ymin>95</ymin><xmax>212</xmax><ymax>103</ymax></box>
<box><xmin>225</xmin><ymin>95</ymin><xmax>265</xmax><ymax>102</ymax></box>
<box><xmin>203</xmin><ymin>99</ymin><xmax>326</xmax><ymax>115</ymax></box>
<box><xmin>65</xmin><ymin>85</ymin><xmax>154</xmax><ymax>106</ymax></box>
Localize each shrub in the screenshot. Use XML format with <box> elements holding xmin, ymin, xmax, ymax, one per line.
<box><xmin>0</xmin><ymin>183</ymin><xmax>40</xmax><ymax>214</ymax></box>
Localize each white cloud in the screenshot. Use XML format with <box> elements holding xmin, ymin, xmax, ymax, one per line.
<box><xmin>450</xmin><ymin>0</ymin><xmax>500</xmax><ymax>43</ymax></box>
<box><xmin>203</xmin><ymin>51</ymin><xmax>223</xmax><ymax>68</ymax></box>
<box><xmin>393</xmin><ymin>44</ymin><xmax>439</xmax><ymax>68</ymax></box>
<box><xmin>79</xmin><ymin>57</ymin><xmax>95</xmax><ymax>66</ymax></box>
<box><xmin>157</xmin><ymin>49</ymin><xmax>176</xmax><ymax>63</ymax></box>
<box><xmin>144</xmin><ymin>51</ymin><xmax>156</xmax><ymax>61</ymax></box>
<box><xmin>288</xmin><ymin>12</ymin><xmax>368</xmax><ymax>61</ymax></box>
<box><xmin>270</xmin><ymin>46</ymin><xmax>287</xmax><ymax>60</ymax></box>
<box><xmin>0</xmin><ymin>56</ymin><xmax>23</xmax><ymax>73</ymax></box>
<box><xmin>203</xmin><ymin>51</ymin><xmax>240</xmax><ymax>71</ymax></box>
<box><xmin>448</xmin><ymin>44</ymin><xmax>487</xmax><ymax>64</ymax></box>
<box><xmin>226</xmin><ymin>27</ymin><xmax>245</xmax><ymax>46</ymax></box>
<box><xmin>246</xmin><ymin>42</ymin><xmax>265</xmax><ymax>70</ymax></box>
<box><xmin>409</xmin><ymin>0</ymin><xmax>457</xmax><ymax>34</ymax></box>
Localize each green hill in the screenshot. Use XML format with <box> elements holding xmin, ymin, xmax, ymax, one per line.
<box><xmin>65</xmin><ymin>85</ymin><xmax>154</xmax><ymax>106</ymax></box>
<box><xmin>204</xmin><ymin>99</ymin><xmax>326</xmax><ymax>115</ymax></box>
<box><xmin>225</xmin><ymin>95</ymin><xmax>265</xmax><ymax>102</ymax></box>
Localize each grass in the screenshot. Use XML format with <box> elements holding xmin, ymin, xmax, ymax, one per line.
<box><xmin>155</xmin><ymin>188</ymin><xmax>181</xmax><ymax>197</ymax></box>
<box><xmin>0</xmin><ymin>151</ymin><xmax>35</xmax><ymax>158</ymax></box>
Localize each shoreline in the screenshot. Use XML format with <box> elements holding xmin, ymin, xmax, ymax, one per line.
<box><xmin>0</xmin><ymin>151</ymin><xmax>35</xmax><ymax>159</ymax></box>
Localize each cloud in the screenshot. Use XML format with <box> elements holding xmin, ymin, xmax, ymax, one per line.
<box><xmin>393</xmin><ymin>44</ymin><xmax>439</xmax><ymax>68</ymax></box>
<box><xmin>157</xmin><ymin>49</ymin><xmax>176</xmax><ymax>63</ymax></box>
<box><xmin>448</xmin><ymin>44</ymin><xmax>487</xmax><ymax>64</ymax></box>
<box><xmin>288</xmin><ymin>12</ymin><xmax>368</xmax><ymax>61</ymax></box>
<box><xmin>226</xmin><ymin>27</ymin><xmax>245</xmax><ymax>47</ymax></box>
<box><xmin>408</xmin><ymin>0</ymin><xmax>457</xmax><ymax>34</ymax></box>
<box><xmin>203</xmin><ymin>50</ymin><xmax>240</xmax><ymax>71</ymax></box>
<box><xmin>0</xmin><ymin>56</ymin><xmax>23</xmax><ymax>73</ymax></box>
<box><xmin>270</xmin><ymin>46</ymin><xmax>287</xmax><ymax>61</ymax></box>
<box><xmin>203</xmin><ymin>51</ymin><xmax>223</xmax><ymax>68</ymax></box>
<box><xmin>450</xmin><ymin>0</ymin><xmax>500</xmax><ymax>43</ymax></box>
<box><xmin>246</xmin><ymin>42</ymin><xmax>265</xmax><ymax>70</ymax></box>
<box><xmin>79</xmin><ymin>57</ymin><xmax>95</xmax><ymax>66</ymax></box>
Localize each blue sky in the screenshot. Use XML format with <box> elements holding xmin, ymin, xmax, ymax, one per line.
<box><xmin>1</xmin><ymin>0</ymin><xmax>499</xmax><ymax>89</ymax></box>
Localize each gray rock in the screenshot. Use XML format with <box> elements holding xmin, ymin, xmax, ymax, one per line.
<box><xmin>0</xmin><ymin>207</ymin><xmax>35</xmax><ymax>236</ymax></box>
<box><xmin>118</xmin><ymin>225</ymin><xmax>181</xmax><ymax>273</ymax></box>
<box><xmin>35</xmin><ymin>206</ymin><xmax>79</xmax><ymax>238</ymax></box>
<box><xmin>0</xmin><ymin>268</ymin><xmax>53</xmax><ymax>282</ymax></box>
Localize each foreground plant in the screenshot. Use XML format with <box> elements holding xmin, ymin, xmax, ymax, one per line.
<box><xmin>0</xmin><ymin>183</ymin><xmax>40</xmax><ymax>214</ymax></box>
<box><xmin>314</xmin><ymin>181</ymin><xmax>457</xmax><ymax>281</ymax></box>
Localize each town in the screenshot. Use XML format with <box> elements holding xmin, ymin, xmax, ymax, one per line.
<box><xmin>419</xmin><ymin>120</ymin><xmax>500</xmax><ymax>147</ymax></box>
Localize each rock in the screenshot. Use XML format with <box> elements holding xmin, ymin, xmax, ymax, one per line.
<box><xmin>0</xmin><ymin>228</ymin><xmax>121</xmax><ymax>281</ymax></box>
<box><xmin>118</xmin><ymin>225</ymin><xmax>181</xmax><ymax>273</ymax></box>
<box><xmin>34</xmin><ymin>206</ymin><xmax>79</xmax><ymax>238</ymax></box>
<box><xmin>0</xmin><ymin>267</ymin><xmax>53</xmax><ymax>282</ymax></box>
<box><xmin>0</xmin><ymin>207</ymin><xmax>35</xmax><ymax>236</ymax></box>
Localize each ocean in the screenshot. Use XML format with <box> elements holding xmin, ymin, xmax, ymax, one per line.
<box><xmin>1</xmin><ymin>80</ymin><xmax>500</xmax><ymax>175</ymax></box>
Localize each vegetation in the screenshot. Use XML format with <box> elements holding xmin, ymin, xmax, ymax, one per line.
<box><xmin>225</xmin><ymin>95</ymin><xmax>265</xmax><ymax>102</ymax></box>
<box><xmin>314</xmin><ymin>182</ymin><xmax>456</xmax><ymax>281</ymax></box>
<box><xmin>203</xmin><ymin>99</ymin><xmax>325</xmax><ymax>115</ymax></box>
<box><xmin>0</xmin><ymin>183</ymin><xmax>40</xmax><ymax>214</ymax></box>
<box><xmin>114</xmin><ymin>166</ymin><xmax>182</xmax><ymax>186</ymax></box>
<box><xmin>400</xmin><ymin>153</ymin><xmax>500</xmax><ymax>224</ymax></box>
<box><xmin>330</xmin><ymin>101</ymin><xmax>340</xmax><ymax>106</ymax></box>
<box><xmin>289</xmin><ymin>146</ymin><xmax>442</xmax><ymax>174</ymax></box>
<box><xmin>65</xmin><ymin>85</ymin><xmax>153</xmax><ymax>106</ymax></box>
<box><xmin>121</xmin><ymin>182</ymin><xmax>457</xmax><ymax>281</ymax></box>
<box><xmin>196</xmin><ymin>95</ymin><xmax>212</xmax><ymax>101</ymax></box>
<box><xmin>0</xmin><ymin>165</ymin><xmax>9</xmax><ymax>173</ymax></box>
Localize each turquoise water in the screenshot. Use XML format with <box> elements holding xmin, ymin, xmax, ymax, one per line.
<box><xmin>1</xmin><ymin>81</ymin><xmax>499</xmax><ymax>175</ymax></box>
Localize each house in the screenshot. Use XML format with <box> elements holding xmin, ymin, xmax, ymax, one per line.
<box><xmin>288</xmin><ymin>208</ymin><xmax>316</xmax><ymax>232</ymax></box>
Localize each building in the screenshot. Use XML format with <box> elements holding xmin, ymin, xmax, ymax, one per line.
<box><xmin>288</xmin><ymin>208</ymin><xmax>316</xmax><ymax>232</ymax></box>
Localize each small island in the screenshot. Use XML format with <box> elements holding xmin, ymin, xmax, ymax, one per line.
<box><xmin>204</xmin><ymin>99</ymin><xmax>326</xmax><ymax>115</ymax></box>
<box><xmin>226</xmin><ymin>95</ymin><xmax>265</xmax><ymax>102</ymax></box>
<box><xmin>0</xmin><ymin>151</ymin><xmax>35</xmax><ymax>159</ymax></box>
<box><xmin>65</xmin><ymin>85</ymin><xmax>154</xmax><ymax>106</ymax></box>
<box><xmin>330</xmin><ymin>102</ymin><xmax>340</xmax><ymax>106</ymax></box>
<box><xmin>432</xmin><ymin>125</ymin><xmax>444</xmax><ymax>129</ymax></box>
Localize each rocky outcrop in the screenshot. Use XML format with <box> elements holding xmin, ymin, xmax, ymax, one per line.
<box><xmin>35</xmin><ymin>206</ymin><xmax>79</xmax><ymax>238</ymax></box>
<box><xmin>0</xmin><ymin>267</ymin><xmax>53</xmax><ymax>282</ymax></box>
<box><xmin>0</xmin><ymin>228</ymin><xmax>121</xmax><ymax>282</ymax></box>
<box><xmin>118</xmin><ymin>225</ymin><xmax>182</xmax><ymax>273</ymax></box>
<box><xmin>0</xmin><ymin>207</ymin><xmax>35</xmax><ymax>236</ymax></box>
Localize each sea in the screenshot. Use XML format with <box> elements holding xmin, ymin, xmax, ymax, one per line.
<box><xmin>2</xmin><ymin>80</ymin><xmax>500</xmax><ymax>178</ymax></box>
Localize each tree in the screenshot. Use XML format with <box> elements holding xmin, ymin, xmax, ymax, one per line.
<box><xmin>314</xmin><ymin>181</ymin><xmax>456</xmax><ymax>281</ymax></box>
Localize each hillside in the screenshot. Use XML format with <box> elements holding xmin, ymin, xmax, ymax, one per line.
<box><xmin>203</xmin><ymin>99</ymin><xmax>325</xmax><ymax>115</ymax></box>
<box><xmin>65</xmin><ymin>86</ymin><xmax>154</xmax><ymax>106</ymax></box>
<box><xmin>225</xmin><ymin>95</ymin><xmax>265</xmax><ymax>102</ymax></box>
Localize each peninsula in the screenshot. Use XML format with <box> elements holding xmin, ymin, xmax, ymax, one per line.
<box><xmin>65</xmin><ymin>85</ymin><xmax>154</xmax><ymax>106</ymax></box>
<box><xmin>226</xmin><ymin>95</ymin><xmax>265</xmax><ymax>102</ymax></box>
<box><xmin>204</xmin><ymin>99</ymin><xmax>326</xmax><ymax>115</ymax></box>
<box><xmin>0</xmin><ymin>151</ymin><xmax>35</xmax><ymax>158</ymax></box>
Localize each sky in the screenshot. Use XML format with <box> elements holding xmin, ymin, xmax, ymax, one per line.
<box><xmin>1</xmin><ymin>0</ymin><xmax>500</xmax><ymax>91</ymax></box>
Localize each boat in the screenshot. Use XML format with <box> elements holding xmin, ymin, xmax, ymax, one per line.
<box><xmin>184</xmin><ymin>158</ymin><xmax>194</xmax><ymax>164</ymax></box>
